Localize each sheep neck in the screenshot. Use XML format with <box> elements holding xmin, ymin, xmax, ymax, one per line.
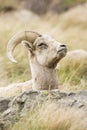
<box><xmin>29</xmin><ymin>57</ymin><xmax>59</xmax><ymax>90</ymax></box>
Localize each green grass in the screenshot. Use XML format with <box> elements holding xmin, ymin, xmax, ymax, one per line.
<box><xmin>63</xmin><ymin>0</ymin><xmax>87</xmax><ymax>6</ymax></box>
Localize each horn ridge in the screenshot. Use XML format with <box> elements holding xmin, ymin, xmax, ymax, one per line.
<box><xmin>7</xmin><ymin>31</ymin><xmax>41</xmax><ymax>63</ymax></box>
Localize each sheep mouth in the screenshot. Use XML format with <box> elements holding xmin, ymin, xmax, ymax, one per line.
<box><xmin>58</xmin><ymin>48</ymin><xmax>67</xmax><ymax>53</ymax></box>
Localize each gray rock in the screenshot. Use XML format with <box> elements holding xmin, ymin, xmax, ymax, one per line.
<box><xmin>0</xmin><ymin>98</ymin><xmax>12</xmax><ymax>113</ymax></box>
<box><xmin>0</xmin><ymin>90</ymin><xmax>87</xmax><ymax>130</ymax></box>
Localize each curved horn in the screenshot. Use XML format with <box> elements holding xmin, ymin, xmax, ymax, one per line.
<box><xmin>7</xmin><ymin>31</ymin><xmax>41</xmax><ymax>63</ymax></box>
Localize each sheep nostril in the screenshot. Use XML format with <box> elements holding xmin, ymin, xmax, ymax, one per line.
<box><xmin>60</xmin><ymin>44</ymin><xmax>66</xmax><ymax>48</ymax></box>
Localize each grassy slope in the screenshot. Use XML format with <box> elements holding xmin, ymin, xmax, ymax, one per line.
<box><xmin>12</xmin><ymin>102</ymin><xmax>87</xmax><ymax>130</ymax></box>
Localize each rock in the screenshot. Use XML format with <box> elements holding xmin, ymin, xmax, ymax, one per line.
<box><xmin>0</xmin><ymin>90</ymin><xmax>87</xmax><ymax>130</ymax></box>
<box><xmin>23</xmin><ymin>0</ymin><xmax>87</xmax><ymax>15</ymax></box>
<box><xmin>0</xmin><ymin>98</ymin><xmax>12</xmax><ymax>113</ymax></box>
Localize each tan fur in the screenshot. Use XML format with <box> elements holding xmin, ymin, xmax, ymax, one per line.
<box><xmin>0</xmin><ymin>80</ymin><xmax>32</xmax><ymax>97</ymax></box>
<box><xmin>23</xmin><ymin>34</ymin><xmax>67</xmax><ymax>90</ymax></box>
<box><xmin>0</xmin><ymin>31</ymin><xmax>67</xmax><ymax>97</ymax></box>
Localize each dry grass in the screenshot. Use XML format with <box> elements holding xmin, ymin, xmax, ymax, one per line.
<box><xmin>59</xmin><ymin>50</ymin><xmax>87</xmax><ymax>90</ymax></box>
<box><xmin>0</xmin><ymin>4</ymin><xmax>87</xmax><ymax>90</ymax></box>
<box><xmin>12</xmin><ymin>102</ymin><xmax>87</xmax><ymax>130</ymax></box>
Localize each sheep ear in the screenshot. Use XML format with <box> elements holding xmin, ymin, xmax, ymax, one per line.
<box><xmin>22</xmin><ymin>40</ymin><xmax>33</xmax><ymax>51</ymax></box>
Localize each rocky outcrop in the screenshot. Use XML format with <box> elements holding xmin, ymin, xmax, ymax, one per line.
<box><xmin>23</xmin><ymin>0</ymin><xmax>87</xmax><ymax>15</ymax></box>
<box><xmin>0</xmin><ymin>90</ymin><xmax>87</xmax><ymax>130</ymax></box>
<box><xmin>0</xmin><ymin>98</ymin><xmax>12</xmax><ymax>113</ymax></box>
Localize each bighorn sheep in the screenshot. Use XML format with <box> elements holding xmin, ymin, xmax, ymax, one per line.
<box><xmin>7</xmin><ymin>31</ymin><xmax>67</xmax><ymax>90</ymax></box>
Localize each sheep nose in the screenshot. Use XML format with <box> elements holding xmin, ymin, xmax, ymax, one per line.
<box><xmin>60</xmin><ymin>44</ymin><xmax>66</xmax><ymax>48</ymax></box>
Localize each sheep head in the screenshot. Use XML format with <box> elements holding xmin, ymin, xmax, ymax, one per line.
<box><xmin>7</xmin><ymin>31</ymin><xmax>67</xmax><ymax>68</ymax></box>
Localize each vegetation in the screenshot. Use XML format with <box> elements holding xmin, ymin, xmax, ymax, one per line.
<box><xmin>63</xmin><ymin>0</ymin><xmax>87</xmax><ymax>6</ymax></box>
<box><xmin>0</xmin><ymin>0</ymin><xmax>18</xmax><ymax>11</ymax></box>
<box><xmin>0</xmin><ymin>0</ymin><xmax>87</xmax><ymax>14</ymax></box>
<box><xmin>12</xmin><ymin>102</ymin><xmax>87</xmax><ymax>130</ymax></box>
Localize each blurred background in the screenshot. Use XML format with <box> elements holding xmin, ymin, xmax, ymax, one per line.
<box><xmin>0</xmin><ymin>0</ymin><xmax>87</xmax><ymax>90</ymax></box>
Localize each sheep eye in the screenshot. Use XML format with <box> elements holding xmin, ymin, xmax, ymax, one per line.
<box><xmin>37</xmin><ymin>43</ymin><xmax>48</xmax><ymax>49</ymax></box>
